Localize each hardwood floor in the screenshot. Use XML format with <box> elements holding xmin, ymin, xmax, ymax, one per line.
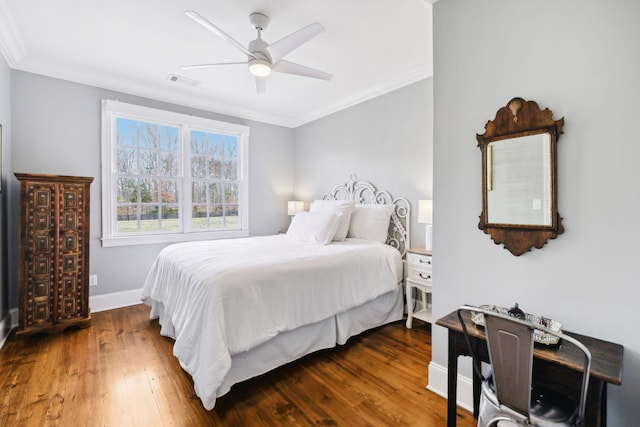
<box><xmin>0</xmin><ymin>304</ymin><xmax>476</xmax><ymax>426</ymax></box>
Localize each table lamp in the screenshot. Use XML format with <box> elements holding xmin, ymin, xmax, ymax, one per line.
<box><xmin>418</xmin><ymin>199</ymin><xmax>433</xmax><ymax>251</ymax></box>
<box><xmin>287</xmin><ymin>200</ymin><xmax>304</xmax><ymax>219</ymax></box>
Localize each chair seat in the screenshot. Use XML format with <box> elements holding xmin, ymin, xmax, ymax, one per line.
<box><xmin>530</xmin><ymin>385</ymin><xmax>578</xmax><ymax>424</ymax></box>
<box><xmin>481</xmin><ymin>375</ymin><xmax>579</xmax><ymax>426</ymax></box>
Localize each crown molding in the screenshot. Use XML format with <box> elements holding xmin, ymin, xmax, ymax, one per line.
<box><xmin>14</xmin><ymin>56</ymin><xmax>431</xmax><ymax>128</ymax></box>
<box><xmin>13</xmin><ymin>57</ymin><xmax>294</xmax><ymax>126</ymax></box>
<box><xmin>0</xmin><ymin>0</ymin><xmax>26</xmax><ymax>67</ymax></box>
<box><xmin>290</xmin><ymin>63</ymin><xmax>433</xmax><ymax>128</ymax></box>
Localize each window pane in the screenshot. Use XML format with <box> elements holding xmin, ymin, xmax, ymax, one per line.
<box><xmin>191</xmin><ymin>130</ymin><xmax>207</xmax><ymax>154</ymax></box>
<box><xmin>225</xmin><ymin>183</ymin><xmax>238</xmax><ymax>204</ymax></box>
<box><xmin>160</xmin><ymin>205</ymin><xmax>180</xmax><ymax>231</ymax></box>
<box><xmin>209</xmin><ymin>134</ymin><xmax>223</xmax><ymax>178</ymax></box>
<box><xmin>161</xmin><ymin>179</ymin><xmax>179</xmax><ymax>204</ymax></box>
<box><xmin>159</xmin><ymin>151</ymin><xmax>178</xmax><ymax>176</ymax></box>
<box><xmin>208</xmin><ymin>154</ymin><xmax>222</xmax><ymax>178</ymax></box>
<box><xmin>116</xmin><ymin>118</ymin><xmax>138</xmax><ymax>147</ymax></box>
<box><xmin>159</xmin><ymin>125</ymin><xmax>178</xmax><ymax>152</ymax></box>
<box><xmin>224</xmin><ymin>136</ymin><xmax>238</xmax><ymax>180</ymax></box>
<box><xmin>140</xmin><ymin>178</ymin><xmax>158</xmax><ymax>204</ymax></box>
<box><xmin>139</xmin><ymin>122</ymin><xmax>159</xmax><ymax>149</ymax></box>
<box><xmin>209</xmin><ymin>204</ymin><xmax>223</xmax><ymax>229</ymax></box>
<box><xmin>117</xmin><ymin>147</ymin><xmax>137</xmax><ymax>174</ymax></box>
<box><xmin>116</xmin><ymin>204</ymin><xmax>139</xmax><ymax>233</ymax></box>
<box><xmin>225</xmin><ymin>205</ymin><xmax>239</xmax><ymax>227</ymax></box>
<box><xmin>191</xmin><ymin>155</ymin><xmax>206</xmax><ymax>178</ymax></box>
<box><xmin>117</xmin><ymin>177</ymin><xmax>137</xmax><ymax>204</ymax></box>
<box><xmin>138</xmin><ymin>149</ymin><xmax>157</xmax><ymax>175</ymax></box>
<box><xmin>192</xmin><ymin>180</ymin><xmax>207</xmax><ymax>204</ymax></box>
<box><xmin>210</xmin><ymin>182</ymin><xmax>223</xmax><ymax>205</ymax></box>
<box><xmin>191</xmin><ymin>205</ymin><xmax>207</xmax><ymax>230</ymax></box>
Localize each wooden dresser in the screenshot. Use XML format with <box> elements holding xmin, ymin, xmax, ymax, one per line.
<box><xmin>16</xmin><ymin>173</ymin><xmax>94</xmax><ymax>336</ymax></box>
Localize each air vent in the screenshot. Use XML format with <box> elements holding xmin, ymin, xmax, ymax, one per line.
<box><xmin>166</xmin><ymin>74</ymin><xmax>201</xmax><ymax>87</ymax></box>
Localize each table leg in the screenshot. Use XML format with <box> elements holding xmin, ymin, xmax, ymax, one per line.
<box><xmin>585</xmin><ymin>379</ymin><xmax>607</xmax><ymax>427</ymax></box>
<box><xmin>447</xmin><ymin>331</ymin><xmax>458</xmax><ymax>427</ymax></box>
<box><xmin>472</xmin><ymin>350</ymin><xmax>481</xmax><ymax>418</ymax></box>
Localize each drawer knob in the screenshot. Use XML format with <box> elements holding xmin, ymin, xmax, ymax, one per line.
<box><xmin>419</xmin><ymin>259</ymin><xmax>432</xmax><ymax>265</ymax></box>
<box><xmin>419</xmin><ymin>273</ymin><xmax>431</xmax><ymax>280</ymax></box>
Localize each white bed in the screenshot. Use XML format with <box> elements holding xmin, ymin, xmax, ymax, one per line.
<box><xmin>141</xmin><ymin>175</ymin><xmax>410</xmax><ymax>409</ymax></box>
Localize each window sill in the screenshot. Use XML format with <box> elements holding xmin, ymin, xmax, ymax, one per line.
<box><xmin>101</xmin><ymin>229</ymin><xmax>250</xmax><ymax>247</ymax></box>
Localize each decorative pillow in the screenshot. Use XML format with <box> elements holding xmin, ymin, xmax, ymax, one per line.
<box><xmin>347</xmin><ymin>204</ymin><xmax>395</xmax><ymax>243</ymax></box>
<box><xmin>286</xmin><ymin>211</ymin><xmax>342</xmax><ymax>244</ymax></box>
<box><xmin>309</xmin><ymin>199</ymin><xmax>355</xmax><ymax>241</ymax></box>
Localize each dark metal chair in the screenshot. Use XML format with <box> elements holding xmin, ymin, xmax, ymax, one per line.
<box><xmin>457</xmin><ymin>305</ymin><xmax>592</xmax><ymax>427</ymax></box>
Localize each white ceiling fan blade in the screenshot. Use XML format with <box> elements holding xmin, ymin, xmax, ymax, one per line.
<box><xmin>268</xmin><ymin>22</ymin><xmax>325</xmax><ymax>63</ymax></box>
<box><xmin>255</xmin><ymin>76</ymin><xmax>267</xmax><ymax>94</ymax></box>
<box><xmin>181</xmin><ymin>62</ymin><xmax>248</xmax><ymax>70</ymax></box>
<box><xmin>272</xmin><ymin>60</ymin><xmax>333</xmax><ymax>81</ymax></box>
<box><xmin>185</xmin><ymin>10</ymin><xmax>256</xmax><ymax>60</ymax></box>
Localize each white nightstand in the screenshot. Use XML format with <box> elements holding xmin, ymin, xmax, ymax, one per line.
<box><xmin>405</xmin><ymin>248</ymin><xmax>432</xmax><ymax>328</ymax></box>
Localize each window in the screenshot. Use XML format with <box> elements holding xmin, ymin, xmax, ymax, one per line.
<box><xmin>101</xmin><ymin>100</ymin><xmax>249</xmax><ymax>247</ymax></box>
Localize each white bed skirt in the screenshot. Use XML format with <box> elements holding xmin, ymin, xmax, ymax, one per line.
<box><xmin>219</xmin><ymin>285</ymin><xmax>403</xmax><ymax>399</ymax></box>
<box><xmin>148</xmin><ymin>284</ymin><xmax>404</xmax><ymax>408</ymax></box>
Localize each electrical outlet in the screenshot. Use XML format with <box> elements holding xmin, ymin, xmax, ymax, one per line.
<box><xmin>89</xmin><ymin>274</ymin><xmax>98</xmax><ymax>286</ymax></box>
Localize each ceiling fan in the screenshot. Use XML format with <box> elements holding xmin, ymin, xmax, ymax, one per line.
<box><xmin>182</xmin><ymin>10</ymin><xmax>333</xmax><ymax>93</ymax></box>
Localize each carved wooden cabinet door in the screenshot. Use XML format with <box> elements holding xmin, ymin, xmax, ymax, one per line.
<box><xmin>16</xmin><ymin>173</ymin><xmax>93</xmax><ymax>335</ymax></box>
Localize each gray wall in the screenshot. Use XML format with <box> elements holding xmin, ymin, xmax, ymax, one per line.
<box><xmin>432</xmin><ymin>0</ymin><xmax>640</xmax><ymax>424</ymax></box>
<box><xmin>9</xmin><ymin>71</ymin><xmax>295</xmax><ymax>302</ymax></box>
<box><xmin>293</xmin><ymin>78</ymin><xmax>433</xmax><ymax>248</ymax></box>
<box><xmin>0</xmin><ymin>56</ymin><xmax>9</xmax><ymax>326</ymax></box>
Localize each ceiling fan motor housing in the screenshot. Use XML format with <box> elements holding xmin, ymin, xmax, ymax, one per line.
<box><xmin>248</xmin><ymin>38</ymin><xmax>271</xmax><ymax>62</ymax></box>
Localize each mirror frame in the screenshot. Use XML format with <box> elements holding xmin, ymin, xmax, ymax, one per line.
<box><xmin>477</xmin><ymin>97</ymin><xmax>564</xmax><ymax>256</ymax></box>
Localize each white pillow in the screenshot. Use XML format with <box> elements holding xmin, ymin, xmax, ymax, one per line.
<box><xmin>347</xmin><ymin>204</ymin><xmax>395</xmax><ymax>243</ymax></box>
<box><xmin>286</xmin><ymin>211</ymin><xmax>341</xmax><ymax>244</ymax></box>
<box><xmin>309</xmin><ymin>199</ymin><xmax>355</xmax><ymax>241</ymax></box>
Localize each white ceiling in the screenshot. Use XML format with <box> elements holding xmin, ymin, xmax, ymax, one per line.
<box><xmin>0</xmin><ymin>0</ymin><xmax>432</xmax><ymax>128</ymax></box>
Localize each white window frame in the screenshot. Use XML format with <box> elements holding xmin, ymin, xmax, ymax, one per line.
<box><xmin>101</xmin><ymin>99</ymin><xmax>250</xmax><ymax>247</ymax></box>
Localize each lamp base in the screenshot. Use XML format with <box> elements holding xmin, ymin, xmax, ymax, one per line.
<box><xmin>425</xmin><ymin>225</ymin><xmax>433</xmax><ymax>251</ymax></box>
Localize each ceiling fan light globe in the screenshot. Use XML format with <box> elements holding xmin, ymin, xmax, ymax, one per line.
<box><xmin>249</xmin><ymin>59</ymin><xmax>272</xmax><ymax>77</ymax></box>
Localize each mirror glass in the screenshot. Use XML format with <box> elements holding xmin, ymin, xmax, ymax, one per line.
<box><xmin>486</xmin><ymin>132</ymin><xmax>551</xmax><ymax>226</ymax></box>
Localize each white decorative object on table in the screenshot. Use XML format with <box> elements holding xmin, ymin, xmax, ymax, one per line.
<box><xmin>470</xmin><ymin>304</ymin><xmax>563</xmax><ymax>345</ymax></box>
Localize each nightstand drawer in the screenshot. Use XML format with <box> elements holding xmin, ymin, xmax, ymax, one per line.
<box><xmin>407</xmin><ymin>268</ymin><xmax>432</xmax><ymax>286</ymax></box>
<box><xmin>407</xmin><ymin>252</ymin><xmax>432</xmax><ymax>269</ymax></box>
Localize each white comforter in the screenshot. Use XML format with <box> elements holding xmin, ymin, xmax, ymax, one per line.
<box><xmin>140</xmin><ymin>234</ymin><xmax>402</xmax><ymax>409</ymax></box>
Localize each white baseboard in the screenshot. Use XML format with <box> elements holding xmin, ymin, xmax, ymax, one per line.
<box><xmin>427</xmin><ymin>361</ymin><xmax>474</xmax><ymax>413</ymax></box>
<box><xmin>89</xmin><ymin>288</ymin><xmax>144</xmax><ymax>313</ymax></box>
<box><xmin>0</xmin><ymin>289</ymin><xmax>143</xmax><ymax>351</ymax></box>
<box><xmin>0</xmin><ymin>310</ymin><xmax>16</xmax><ymax>350</ymax></box>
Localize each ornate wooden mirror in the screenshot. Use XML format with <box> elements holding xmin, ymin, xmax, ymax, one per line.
<box><xmin>477</xmin><ymin>98</ymin><xmax>564</xmax><ymax>255</ymax></box>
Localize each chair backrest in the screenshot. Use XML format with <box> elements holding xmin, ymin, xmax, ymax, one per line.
<box><xmin>484</xmin><ymin>314</ymin><xmax>534</xmax><ymax>416</ymax></box>
<box><xmin>457</xmin><ymin>305</ymin><xmax>592</xmax><ymax>424</ymax></box>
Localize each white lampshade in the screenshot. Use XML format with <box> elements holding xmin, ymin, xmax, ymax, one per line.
<box><xmin>287</xmin><ymin>200</ymin><xmax>304</xmax><ymax>216</ymax></box>
<box><xmin>418</xmin><ymin>200</ymin><xmax>433</xmax><ymax>224</ymax></box>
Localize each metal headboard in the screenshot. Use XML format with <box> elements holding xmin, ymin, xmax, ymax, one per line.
<box><xmin>321</xmin><ymin>174</ymin><xmax>411</xmax><ymax>258</ymax></box>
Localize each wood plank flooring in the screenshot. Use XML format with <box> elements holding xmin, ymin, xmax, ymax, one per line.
<box><xmin>0</xmin><ymin>304</ymin><xmax>476</xmax><ymax>426</ymax></box>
